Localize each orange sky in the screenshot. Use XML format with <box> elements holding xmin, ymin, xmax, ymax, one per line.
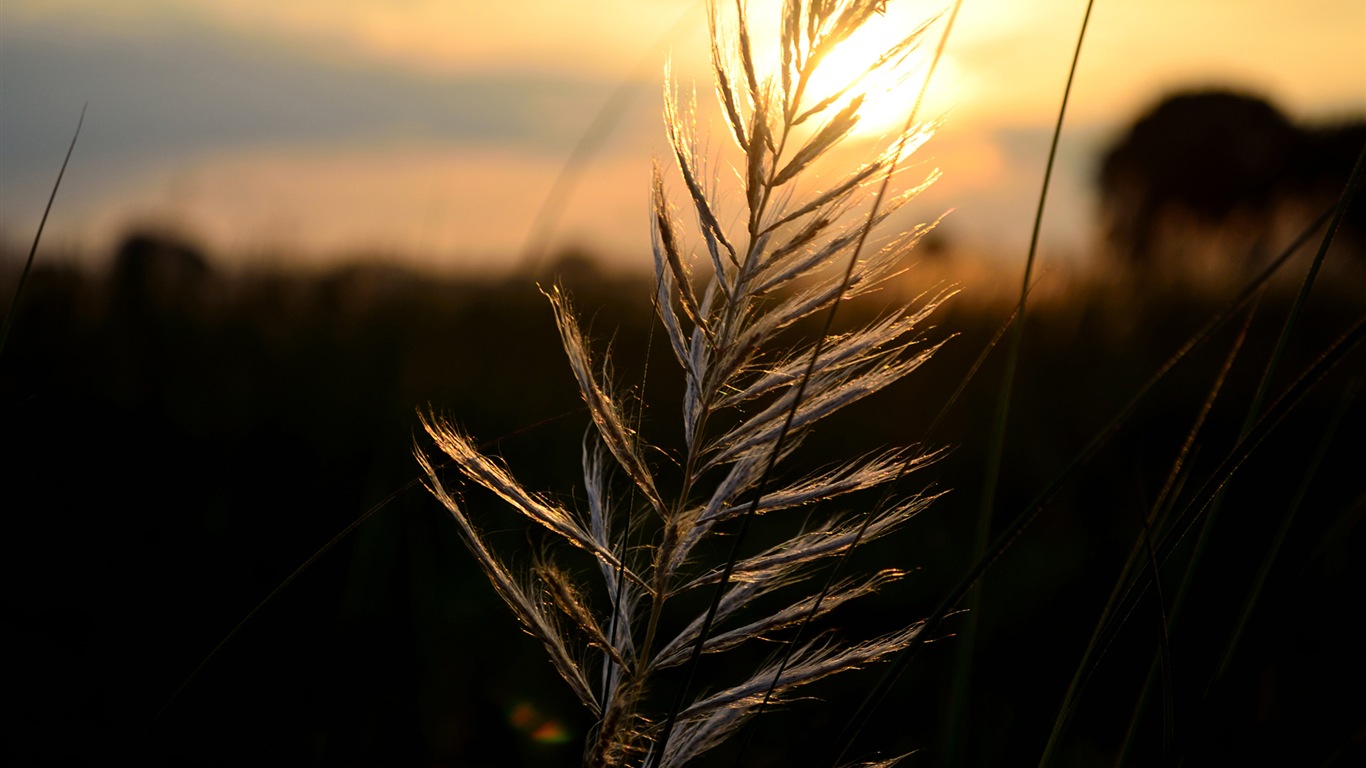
<box><xmin>2</xmin><ymin>0</ymin><xmax>1363</xmax><ymax>274</ymax></box>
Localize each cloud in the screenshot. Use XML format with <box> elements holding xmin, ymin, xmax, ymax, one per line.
<box><xmin>0</xmin><ymin>9</ymin><xmax>663</xmax><ymax>256</ymax></box>
<box><xmin>1</xmin><ymin>20</ymin><xmax>635</xmax><ymax>177</ymax></box>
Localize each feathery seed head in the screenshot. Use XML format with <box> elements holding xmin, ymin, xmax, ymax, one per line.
<box><xmin>420</xmin><ymin>2</ymin><xmax>951</xmax><ymax>764</ymax></box>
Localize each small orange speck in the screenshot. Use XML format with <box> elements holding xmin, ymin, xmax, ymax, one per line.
<box><xmin>531</xmin><ymin>720</ymin><xmax>571</xmax><ymax>744</ymax></box>
<box><xmin>508</xmin><ymin>702</ymin><xmax>538</xmax><ymax>730</ymax></box>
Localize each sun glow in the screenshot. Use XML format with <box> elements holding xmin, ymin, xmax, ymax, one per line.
<box><xmin>749</xmin><ymin>4</ymin><xmax>958</xmax><ymax>141</ymax></box>
<box><xmin>808</xmin><ymin>40</ymin><xmax>961</xmax><ymax>140</ymax></box>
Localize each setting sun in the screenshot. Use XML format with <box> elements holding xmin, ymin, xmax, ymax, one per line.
<box><xmin>740</xmin><ymin>2</ymin><xmax>957</xmax><ymax>141</ymax></box>
<box><xmin>796</xmin><ymin>14</ymin><xmax>956</xmax><ymax>139</ymax></box>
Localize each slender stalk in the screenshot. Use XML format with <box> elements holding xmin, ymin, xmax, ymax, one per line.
<box><xmin>1116</xmin><ymin>318</ymin><xmax>1366</xmax><ymax>764</ymax></box>
<box><xmin>141</xmin><ymin>477</ymin><xmax>425</xmax><ymax>743</ymax></box>
<box><xmin>945</xmin><ymin>3</ymin><xmax>1093</xmax><ymax>763</ymax></box>
<box><xmin>1117</xmin><ymin>141</ymin><xmax>1365</xmax><ymax>762</ymax></box>
<box><xmin>1171</xmin><ymin>138</ymin><xmax>1364</xmax><ymax>617</ymax></box>
<box><xmin>519</xmin><ymin>6</ymin><xmax>699</xmax><ymax>274</ymax></box>
<box><xmin>832</xmin><ymin>189</ymin><xmax>1333</xmax><ymax>768</ymax></box>
<box><xmin>1036</xmin><ymin>305</ymin><xmax>1256</xmax><ymax>766</ymax></box>
<box><xmin>1</xmin><ymin>104</ymin><xmax>85</xmax><ymax>365</ymax></box>
<box><xmin>1205</xmin><ymin>371</ymin><xmax>1362</xmax><ymax>691</ymax></box>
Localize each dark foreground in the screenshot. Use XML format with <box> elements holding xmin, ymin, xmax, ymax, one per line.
<box><xmin>3</xmin><ymin>250</ymin><xmax>1363</xmax><ymax>766</ymax></box>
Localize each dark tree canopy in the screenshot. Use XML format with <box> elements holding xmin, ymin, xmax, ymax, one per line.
<box><xmin>1097</xmin><ymin>89</ymin><xmax>1364</xmax><ymax>271</ymax></box>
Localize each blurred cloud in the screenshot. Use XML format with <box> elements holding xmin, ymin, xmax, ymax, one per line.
<box><xmin>1</xmin><ymin>0</ymin><xmax>706</xmax><ymax>76</ymax></box>
<box><xmin>1</xmin><ymin>5</ymin><xmax>660</xmax><ymax>268</ymax></box>
<box><xmin>0</xmin><ymin>18</ymin><xmax>634</xmax><ymax>175</ymax></box>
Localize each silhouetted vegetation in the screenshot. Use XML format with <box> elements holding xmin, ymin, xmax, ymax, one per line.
<box><xmin>3</xmin><ymin>222</ymin><xmax>1362</xmax><ymax>764</ymax></box>
<box><xmin>1097</xmin><ymin>89</ymin><xmax>1365</xmax><ymax>279</ymax></box>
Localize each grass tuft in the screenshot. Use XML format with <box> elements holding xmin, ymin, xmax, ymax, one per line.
<box><xmin>418</xmin><ymin>2</ymin><xmax>951</xmax><ymax>765</ymax></box>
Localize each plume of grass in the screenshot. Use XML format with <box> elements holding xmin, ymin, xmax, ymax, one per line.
<box><xmin>419</xmin><ymin>2</ymin><xmax>949</xmax><ymax>765</ymax></box>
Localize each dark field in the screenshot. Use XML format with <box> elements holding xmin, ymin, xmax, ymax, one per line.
<box><xmin>2</xmin><ymin>244</ymin><xmax>1363</xmax><ymax>766</ymax></box>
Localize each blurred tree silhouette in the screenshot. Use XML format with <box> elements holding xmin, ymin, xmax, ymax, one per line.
<box><xmin>110</xmin><ymin>229</ymin><xmax>211</xmax><ymax>314</ymax></box>
<box><xmin>1097</xmin><ymin>89</ymin><xmax>1364</xmax><ymax>277</ymax></box>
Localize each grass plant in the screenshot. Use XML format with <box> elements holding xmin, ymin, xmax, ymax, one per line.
<box><xmin>419</xmin><ymin>2</ymin><xmax>954</xmax><ymax>765</ymax></box>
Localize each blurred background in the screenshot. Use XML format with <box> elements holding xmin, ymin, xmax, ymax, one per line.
<box><xmin>2</xmin><ymin>1</ymin><xmax>1365</xmax><ymax>766</ymax></box>
<box><xmin>4</xmin><ymin>0</ymin><xmax>1363</xmax><ymax>273</ymax></box>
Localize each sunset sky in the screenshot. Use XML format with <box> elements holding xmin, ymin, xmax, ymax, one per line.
<box><xmin>3</xmin><ymin>0</ymin><xmax>1363</xmax><ymax>274</ymax></box>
